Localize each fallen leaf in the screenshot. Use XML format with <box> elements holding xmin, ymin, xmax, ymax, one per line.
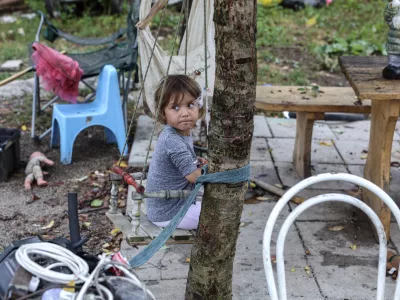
<box><xmin>305</xmin><ymin>249</ymin><xmax>311</xmax><ymax>255</ymax></box>
<box><xmin>102</xmin><ymin>243</ymin><xmax>110</xmax><ymax>249</ymax></box>
<box><xmin>185</xmin><ymin>258</ymin><xmax>191</xmax><ymax>263</ymax></box>
<box><xmin>83</xmin><ymin>222</ymin><xmax>91</xmax><ymax>227</ymax></box>
<box><xmin>291</xmin><ymin>267</ymin><xmax>296</xmax><ymax>272</ymax></box>
<box><xmin>21</xmin><ymin>125</ymin><xmax>27</xmax><ymax>131</ymax></box>
<box><xmin>77</xmin><ymin>175</ymin><xmax>88</xmax><ymax>182</ymax></box>
<box><xmin>360</xmin><ymin>153</ymin><xmax>368</xmax><ymax>159</ymax></box>
<box><xmin>304</xmin><ymin>265</ymin><xmax>311</xmax><ymax>276</ymax></box>
<box><xmin>90</xmin><ymin>199</ymin><xmax>103</xmax><ymax>207</ymax></box>
<box><xmin>290</xmin><ymin>196</ymin><xmax>304</xmax><ymax>205</ymax></box>
<box><xmin>278</xmin><ymin>122</ymin><xmax>292</xmax><ymax>128</ymax></box>
<box><xmin>256</xmin><ymin>197</ymin><xmax>271</xmax><ymax>201</ymax></box>
<box><xmin>249</xmin><ymin>211</ymin><xmax>252</xmax><ymax>216</ymax></box>
<box><xmin>275</xmin><ymin>183</ymin><xmax>283</xmax><ymax>189</ymax></box>
<box><xmin>350</xmin><ymin>244</ymin><xmax>357</xmax><ymax>250</ymax></box>
<box><xmin>271</xmin><ymin>255</ymin><xmax>276</xmax><ymax>263</ymax></box>
<box><xmin>41</xmin><ymin>220</ymin><xmax>54</xmax><ymax>230</ymax></box>
<box><xmin>329</xmin><ymin>225</ymin><xmax>345</xmax><ymax>232</ymax></box>
<box><xmin>319</xmin><ymin>141</ymin><xmax>333</xmax><ymax>146</ymax></box>
<box><xmin>117</xmin><ymin>161</ymin><xmax>128</xmax><ymax>168</ymax></box>
<box><xmin>333</xmin><ymin>129</ymin><xmax>344</xmax><ymax>134</ymax></box>
<box><xmin>306</xmin><ymin>16</ymin><xmax>317</xmax><ymax>27</ymax></box>
<box><xmin>249</xmin><ymin>182</ymin><xmax>256</xmax><ymax>189</ymax></box>
<box><xmin>110</xmin><ymin>228</ymin><xmax>121</xmax><ymax>236</ymax></box>
<box><xmin>391</xmin><ymin>162</ymin><xmax>400</xmax><ymax>168</ymax></box>
<box><xmin>239</xmin><ymin>222</ymin><xmax>246</xmax><ymax>227</ymax></box>
<box><xmin>160</xmin><ymin>245</ymin><xmax>169</xmax><ymax>251</ymax></box>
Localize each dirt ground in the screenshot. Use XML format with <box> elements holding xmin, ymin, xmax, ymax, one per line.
<box><xmin>0</xmin><ymin>127</ymin><xmax>134</xmax><ymax>254</ymax></box>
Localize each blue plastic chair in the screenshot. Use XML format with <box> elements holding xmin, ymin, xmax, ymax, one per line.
<box><xmin>50</xmin><ymin>65</ymin><xmax>128</xmax><ymax>164</ymax></box>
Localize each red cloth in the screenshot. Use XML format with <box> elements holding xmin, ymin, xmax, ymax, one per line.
<box><xmin>31</xmin><ymin>42</ymin><xmax>84</xmax><ymax>103</ymax></box>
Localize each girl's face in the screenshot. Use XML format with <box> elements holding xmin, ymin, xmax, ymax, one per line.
<box><xmin>164</xmin><ymin>92</ymin><xmax>199</xmax><ymax>136</ymax></box>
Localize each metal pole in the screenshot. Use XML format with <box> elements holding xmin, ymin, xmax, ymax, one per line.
<box><xmin>68</xmin><ymin>192</ymin><xmax>82</xmax><ymax>252</ymax></box>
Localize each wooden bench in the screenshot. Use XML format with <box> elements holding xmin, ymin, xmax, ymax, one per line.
<box><xmin>255</xmin><ymin>86</ymin><xmax>372</xmax><ymax>179</ymax></box>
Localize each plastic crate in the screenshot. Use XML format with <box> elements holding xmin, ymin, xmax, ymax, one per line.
<box><xmin>0</xmin><ymin>128</ymin><xmax>21</xmax><ymax>182</ymax></box>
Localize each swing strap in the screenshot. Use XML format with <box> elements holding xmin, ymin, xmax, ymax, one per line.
<box><xmin>129</xmin><ymin>164</ymin><xmax>251</xmax><ymax>268</ymax></box>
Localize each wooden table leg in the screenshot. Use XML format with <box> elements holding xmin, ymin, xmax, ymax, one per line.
<box><xmin>293</xmin><ymin>112</ymin><xmax>324</xmax><ymax>179</ymax></box>
<box><xmin>363</xmin><ymin>100</ymin><xmax>400</xmax><ymax>240</ymax></box>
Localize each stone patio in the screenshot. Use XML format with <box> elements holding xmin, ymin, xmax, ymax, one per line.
<box><xmin>122</xmin><ymin>114</ymin><xmax>400</xmax><ymax>300</ymax></box>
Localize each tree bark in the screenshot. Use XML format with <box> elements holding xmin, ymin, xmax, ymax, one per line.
<box><xmin>185</xmin><ymin>0</ymin><xmax>257</xmax><ymax>299</ymax></box>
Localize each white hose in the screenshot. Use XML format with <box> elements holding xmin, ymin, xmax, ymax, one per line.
<box><xmin>15</xmin><ymin>243</ymin><xmax>89</xmax><ymax>284</ymax></box>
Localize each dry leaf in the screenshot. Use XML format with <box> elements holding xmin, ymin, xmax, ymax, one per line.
<box><xmin>304</xmin><ymin>265</ymin><xmax>311</xmax><ymax>276</ymax></box>
<box><xmin>249</xmin><ymin>182</ymin><xmax>256</xmax><ymax>189</ymax></box>
<box><xmin>275</xmin><ymin>183</ymin><xmax>283</xmax><ymax>189</ymax></box>
<box><xmin>77</xmin><ymin>175</ymin><xmax>88</xmax><ymax>182</ymax></box>
<box><xmin>291</xmin><ymin>196</ymin><xmax>304</xmax><ymax>205</ymax></box>
<box><xmin>306</xmin><ymin>16</ymin><xmax>317</xmax><ymax>27</ymax></box>
<box><xmin>329</xmin><ymin>225</ymin><xmax>345</xmax><ymax>232</ymax></box>
<box><xmin>83</xmin><ymin>222</ymin><xmax>91</xmax><ymax>227</ymax></box>
<box><xmin>41</xmin><ymin>220</ymin><xmax>54</xmax><ymax>230</ymax></box>
<box><xmin>350</xmin><ymin>244</ymin><xmax>357</xmax><ymax>250</ymax></box>
<box><xmin>291</xmin><ymin>267</ymin><xmax>296</xmax><ymax>272</ymax></box>
<box><xmin>21</xmin><ymin>125</ymin><xmax>27</xmax><ymax>131</ymax></box>
<box><xmin>185</xmin><ymin>258</ymin><xmax>191</xmax><ymax>263</ymax></box>
<box><xmin>110</xmin><ymin>228</ymin><xmax>121</xmax><ymax>236</ymax></box>
<box><xmin>360</xmin><ymin>153</ymin><xmax>368</xmax><ymax>159</ymax></box>
<box><xmin>256</xmin><ymin>197</ymin><xmax>271</xmax><ymax>201</ymax></box>
<box><xmin>102</xmin><ymin>243</ymin><xmax>110</xmax><ymax>249</ymax></box>
<box><xmin>278</xmin><ymin>122</ymin><xmax>292</xmax><ymax>128</ymax></box>
<box><xmin>239</xmin><ymin>222</ymin><xmax>246</xmax><ymax>227</ymax></box>
<box><xmin>305</xmin><ymin>249</ymin><xmax>311</xmax><ymax>255</ymax></box>
<box><xmin>319</xmin><ymin>141</ymin><xmax>333</xmax><ymax>147</ymax></box>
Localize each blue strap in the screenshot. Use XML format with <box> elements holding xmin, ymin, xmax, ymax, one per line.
<box><xmin>129</xmin><ymin>164</ymin><xmax>250</xmax><ymax>268</ymax></box>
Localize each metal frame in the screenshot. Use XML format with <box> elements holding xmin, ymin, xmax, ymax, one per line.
<box><xmin>263</xmin><ymin>173</ymin><xmax>400</xmax><ymax>300</ymax></box>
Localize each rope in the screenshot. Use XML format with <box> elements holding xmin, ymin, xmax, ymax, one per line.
<box><xmin>184</xmin><ymin>0</ymin><xmax>189</xmax><ymax>74</ymax></box>
<box><xmin>117</xmin><ymin>2</ymin><xmax>170</xmax><ymax>166</ymax></box>
<box><xmin>139</xmin><ymin>0</ymin><xmax>187</xmax><ymax>186</ymax></box>
<box><xmin>129</xmin><ymin>163</ymin><xmax>251</xmax><ymax>268</ymax></box>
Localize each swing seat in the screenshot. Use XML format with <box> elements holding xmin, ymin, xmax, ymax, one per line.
<box><xmin>50</xmin><ymin>65</ymin><xmax>128</xmax><ymax>164</ymax></box>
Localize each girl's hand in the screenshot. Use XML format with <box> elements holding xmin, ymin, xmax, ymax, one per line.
<box><xmin>197</xmin><ymin>157</ymin><xmax>208</xmax><ymax>167</ymax></box>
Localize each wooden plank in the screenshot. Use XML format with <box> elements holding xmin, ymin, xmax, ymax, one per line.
<box><xmin>339</xmin><ymin>56</ymin><xmax>400</xmax><ymax>101</ymax></box>
<box><xmin>106</xmin><ymin>213</ymin><xmax>151</xmax><ymax>243</ymax></box>
<box><xmin>139</xmin><ymin>214</ymin><xmax>163</xmax><ymax>239</ymax></box>
<box><xmin>362</xmin><ymin>100</ymin><xmax>400</xmax><ymax>240</ymax></box>
<box><xmin>255</xmin><ymin>86</ymin><xmax>371</xmax><ymax>113</ymax></box>
<box><xmin>293</xmin><ymin>112</ymin><xmax>324</xmax><ymax>179</ymax></box>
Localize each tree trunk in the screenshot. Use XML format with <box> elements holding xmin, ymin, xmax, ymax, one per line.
<box><xmin>185</xmin><ymin>0</ymin><xmax>257</xmax><ymax>299</ymax></box>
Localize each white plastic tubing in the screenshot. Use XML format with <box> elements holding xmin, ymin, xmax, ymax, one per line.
<box><xmin>263</xmin><ymin>173</ymin><xmax>400</xmax><ymax>300</ymax></box>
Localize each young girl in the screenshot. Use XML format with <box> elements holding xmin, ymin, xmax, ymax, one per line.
<box><xmin>145</xmin><ymin>75</ymin><xmax>207</xmax><ymax>230</ymax></box>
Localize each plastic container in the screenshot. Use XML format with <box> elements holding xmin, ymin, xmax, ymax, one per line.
<box><xmin>0</xmin><ymin>128</ymin><xmax>21</xmax><ymax>182</ymax></box>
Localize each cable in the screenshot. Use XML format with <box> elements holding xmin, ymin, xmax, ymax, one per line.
<box><xmin>15</xmin><ymin>243</ymin><xmax>89</xmax><ymax>284</ymax></box>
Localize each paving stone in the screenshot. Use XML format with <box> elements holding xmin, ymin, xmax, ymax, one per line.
<box><xmin>329</xmin><ymin>120</ymin><xmax>385</xmax><ymax>141</ymax></box>
<box><xmin>250</xmin><ymin>161</ymin><xmax>280</xmax><ymax>185</ymax></box>
<box><xmin>347</xmin><ymin>165</ymin><xmax>400</xmax><ymax>194</ymax></box>
<box><xmin>0</xmin><ymin>60</ymin><xmax>23</xmax><ymax>71</ymax></box>
<box><xmin>268</xmin><ymin>138</ymin><xmax>343</xmax><ymax>164</ymax></box>
<box><xmin>145</xmin><ymin>279</ymin><xmax>186</xmax><ymax>300</ymax></box>
<box><xmin>293</xmin><ymin>189</ymin><xmax>357</xmax><ymax>221</ymax></box>
<box><xmin>335</xmin><ymin>140</ymin><xmax>400</xmax><ymax>165</ymax></box>
<box><xmin>233</xmin><ymin>254</ymin><xmax>323</xmax><ymax>300</ymax></box>
<box><xmin>253</xmin><ymin>115</ymin><xmax>272</xmax><ymax>138</ymax></box>
<box><xmin>134</xmin><ymin>115</ymin><xmax>160</xmax><ymax>141</ymax></box>
<box><xmin>308</xmin><ymin>254</ymin><xmax>396</xmax><ymax>300</ymax></box>
<box><xmin>160</xmin><ymin>245</ymin><xmax>192</xmax><ymax>280</ymax></box>
<box><xmin>250</xmin><ymin>138</ymin><xmax>272</xmax><ymax>161</ymax></box>
<box><xmin>389</xmin><ymin>223</ymin><xmax>400</xmax><ymax>250</ymax></box>
<box><xmin>266</xmin><ymin>117</ymin><xmax>336</xmax><ymax>139</ymax></box>
<box><xmin>128</xmin><ymin>139</ymin><xmax>156</xmax><ymax>167</ymax></box>
<box><xmin>275</xmin><ymin>162</ymin><xmax>354</xmax><ymax>190</ymax></box>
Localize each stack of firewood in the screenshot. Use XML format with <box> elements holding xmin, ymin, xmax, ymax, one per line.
<box><xmin>0</xmin><ymin>0</ymin><xmax>28</xmax><ymax>15</ymax></box>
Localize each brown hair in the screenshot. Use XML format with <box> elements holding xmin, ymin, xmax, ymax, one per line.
<box><xmin>154</xmin><ymin>75</ymin><xmax>205</xmax><ymax>123</ymax></box>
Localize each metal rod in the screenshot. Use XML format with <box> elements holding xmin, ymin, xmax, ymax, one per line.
<box><xmin>81</xmin><ymin>79</ymin><xmax>96</xmax><ymax>92</ymax></box>
<box><xmin>41</xmin><ymin>95</ymin><xmax>59</xmax><ymax>111</ymax></box>
<box><xmin>38</xmin><ymin>127</ymin><xmax>52</xmax><ymax>140</ymax></box>
<box><xmin>68</xmin><ymin>192</ymin><xmax>82</xmax><ymax>252</ymax></box>
<box><xmin>31</xmin><ymin>74</ymin><xmax>39</xmax><ymax>139</ymax></box>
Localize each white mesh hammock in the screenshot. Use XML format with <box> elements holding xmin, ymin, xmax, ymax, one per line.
<box><xmin>138</xmin><ymin>0</ymin><xmax>216</xmax><ymax>116</ymax></box>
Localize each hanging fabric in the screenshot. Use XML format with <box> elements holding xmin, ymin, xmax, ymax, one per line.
<box><xmin>138</xmin><ymin>0</ymin><xmax>215</xmax><ymax>116</ymax></box>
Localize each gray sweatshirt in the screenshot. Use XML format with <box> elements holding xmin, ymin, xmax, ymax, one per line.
<box><xmin>146</xmin><ymin>125</ymin><xmax>197</xmax><ymax>222</ymax></box>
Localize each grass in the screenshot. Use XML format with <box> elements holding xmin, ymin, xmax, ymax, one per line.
<box><xmin>0</xmin><ymin>0</ymin><xmax>388</xmax><ymax>86</ymax></box>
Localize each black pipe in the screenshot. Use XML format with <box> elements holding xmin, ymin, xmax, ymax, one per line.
<box><xmin>68</xmin><ymin>192</ymin><xmax>82</xmax><ymax>252</ymax></box>
<box><xmin>288</xmin><ymin>112</ymin><xmax>368</xmax><ymax>122</ymax></box>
